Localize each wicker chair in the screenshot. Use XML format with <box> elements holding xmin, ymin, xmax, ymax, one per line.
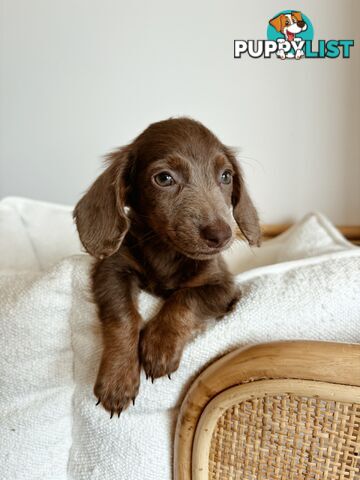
<box><xmin>174</xmin><ymin>341</ymin><xmax>360</xmax><ymax>480</ymax></box>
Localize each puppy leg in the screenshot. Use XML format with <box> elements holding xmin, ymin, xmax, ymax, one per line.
<box><xmin>140</xmin><ymin>279</ymin><xmax>240</xmax><ymax>380</ymax></box>
<box><xmin>92</xmin><ymin>257</ymin><xmax>142</xmax><ymax>416</ymax></box>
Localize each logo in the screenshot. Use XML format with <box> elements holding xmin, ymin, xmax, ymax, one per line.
<box><xmin>267</xmin><ymin>10</ymin><xmax>313</xmax><ymax>59</ymax></box>
<box><xmin>234</xmin><ymin>10</ymin><xmax>354</xmax><ymax>60</ymax></box>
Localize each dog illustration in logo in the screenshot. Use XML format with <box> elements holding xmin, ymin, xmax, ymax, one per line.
<box><xmin>269</xmin><ymin>11</ymin><xmax>307</xmax><ymax>59</ymax></box>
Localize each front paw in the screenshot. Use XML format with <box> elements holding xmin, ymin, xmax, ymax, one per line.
<box><xmin>94</xmin><ymin>353</ymin><xmax>140</xmax><ymax>417</ymax></box>
<box><xmin>140</xmin><ymin>320</ymin><xmax>183</xmax><ymax>380</ymax></box>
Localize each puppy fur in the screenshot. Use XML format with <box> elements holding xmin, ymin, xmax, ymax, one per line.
<box><xmin>74</xmin><ymin>117</ymin><xmax>261</xmax><ymax>416</ymax></box>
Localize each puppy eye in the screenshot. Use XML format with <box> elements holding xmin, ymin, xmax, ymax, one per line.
<box><xmin>154</xmin><ymin>172</ymin><xmax>175</xmax><ymax>187</ymax></box>
<box><xmin>285</xmin><ymin>20</ymin><xmax>290</xmax><ymax>25</ymax></box>
<box><xmin>220</xmin><ymin>170</ymin><xmax>233</xmax><ymax>185</ymax></box>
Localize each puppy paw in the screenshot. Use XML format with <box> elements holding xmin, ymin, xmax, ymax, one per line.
<box><xmin>140</xmin><ymin>320</ymin><xmax>183</xmax><ymax>380</ymax></box>
<box><xmin>94</xmin><ymin>353</ymin><xmax>140</xmax><ymax>417</ymax></box>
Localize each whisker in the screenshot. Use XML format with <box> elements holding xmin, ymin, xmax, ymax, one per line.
<box><xmin>236</xmin><ymin>155</ymin><xmax>265</xmax><ymax>173</ymax></box>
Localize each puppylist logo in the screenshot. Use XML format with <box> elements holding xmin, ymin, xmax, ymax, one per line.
<box><xmin>234</xmin><ymin>10</ymin><xmax>354</xmax><ymax>60</ymax></box>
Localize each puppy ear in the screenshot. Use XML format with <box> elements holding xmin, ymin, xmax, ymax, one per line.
<box><xmin>225</xmin><ymin>148</ymin><xmax>261</xmax><ymax>247</ymax></box>
<box><xmin>269</xmin><ymin>14</ymin><xmax>283</xmax><ymax>32</ymax></box>
<box><xmin>291</xmin><ymin>11</ymin><xmax>302</xmax><ymax>22</ymax></box>
<box><xmin>73</xmin><ymin>148</ymin><xmax>131</xmax><ymax>258</ymax></box>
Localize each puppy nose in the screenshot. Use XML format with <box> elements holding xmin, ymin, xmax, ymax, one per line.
<box><xmin>200</xmin><ymin>221</ymin><xmax>232</xmax><ymax>248</ymax></box>
<box><xmin>297</xmin><ymin>20</ymin><xmax>305</xmax><ymax>28</ymax></box>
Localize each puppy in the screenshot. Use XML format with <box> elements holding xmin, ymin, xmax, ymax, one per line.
<box><xmin>74</xmin><ymin>117</ymin><xmax>261</xmax><ymax>417</ymax></box>
<box><xmin>269</xmin><ymin>11</ymin><xmax>307</xmax><ymax>59</ymax></box>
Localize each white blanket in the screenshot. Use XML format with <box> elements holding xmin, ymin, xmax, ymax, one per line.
<box><xmin>0</xmin><ymin>197</ymin><xmax>359</xmax><ymax>480</ymax></box>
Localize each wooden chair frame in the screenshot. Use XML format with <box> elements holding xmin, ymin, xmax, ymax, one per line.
<box><xmin>174</xmin><ymin>341</ymin><xmax>360</xmax><ymax>479</ymax></box>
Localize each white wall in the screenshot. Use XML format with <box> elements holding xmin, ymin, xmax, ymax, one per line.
<box><xmin>1</xmin><ymin>0</ymin><xmax>359</xmax><ymax>224</ymax></box>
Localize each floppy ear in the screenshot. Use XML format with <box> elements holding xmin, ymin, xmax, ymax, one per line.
<box><xmin>292</xmin><ymin>11</ymin><xmax>302</xmax><ymax>22</ymax></box>
<box><xmin>269</xmin><ymin>14</ymin><xmax>283</xmax><ymax>32</ymax></box>
<box><xmin>73</xmin><ymin>148</ymin><xmax>131</xmax><ymax>259</ymax></box>
<box><xmin>225</xmin><ymin>149</ymin><xmax>261</xmax><ymax>247</ymax></box>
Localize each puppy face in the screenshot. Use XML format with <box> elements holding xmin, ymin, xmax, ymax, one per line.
<box><xmin>74</xmin><ymin>118</ymin><xmax>261</xmax><ymax>260</ymax></box>
<box><xmin>269</xmin><ymin>11</ymin><xmax>307</xmax><ymax>41</ymax></box>
<box><xmin>130</xmin><ymin>121</ymin><xmax>237</xmax><ymax>259</ymax></box>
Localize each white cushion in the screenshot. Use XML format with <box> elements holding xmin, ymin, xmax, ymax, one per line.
<box><xmin>0</xmin><ymin>197</ymin><xmax>359</xmax><ymax>479</ymax></box>
<box><xmin>0</xmin><ymin>264</ymin><xmax>74</xmax><ymax>479</ymax></box>
<box><xmin>0</xmin><ymin>197</ymin><xmax>81</xmax><ymax>271</ymax></box>
<box><xmin>222</xmin><ymin>212</ymin><xmax>355</xmax><ymax>275</ymax></box>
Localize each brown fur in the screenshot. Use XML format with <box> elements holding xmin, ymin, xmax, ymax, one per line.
<box><xmin>74</xmin><ymin>117</ymin><xmax>261</xmax><ymax>416</ymax></box>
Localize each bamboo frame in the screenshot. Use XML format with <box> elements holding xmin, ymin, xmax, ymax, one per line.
<box><xmin>174</xmin><ymin>341</ymin><xmax>360</xmax><ymax>480</ymax></box>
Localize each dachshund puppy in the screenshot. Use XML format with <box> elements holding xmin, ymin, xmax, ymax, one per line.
<box><xmin>74</xmin><ymin>117</ymin><xmax>261</xmax><ymax>417</ymax></box>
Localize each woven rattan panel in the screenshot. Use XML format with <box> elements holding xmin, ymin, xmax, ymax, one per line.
<box><xmin>209</xmin><ymin>394</ymin><xmax>360</xmax><ymax>480</ymax></box>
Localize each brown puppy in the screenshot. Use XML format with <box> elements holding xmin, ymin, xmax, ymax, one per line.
<box><xmin>74</xmin><ymin>117</ymin><xmax>261</xmax><ymax>417</ymax></box>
